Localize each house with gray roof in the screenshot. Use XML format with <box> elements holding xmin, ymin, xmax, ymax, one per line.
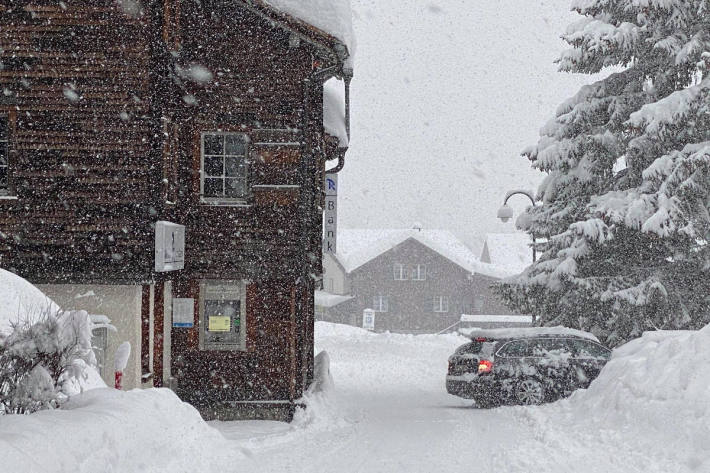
<box><xmin>318</xmin><ymin>229</ymin><xmax>519</xmax><ymax>334</ymax></box>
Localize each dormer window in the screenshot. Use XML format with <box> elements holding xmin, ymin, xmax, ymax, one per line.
<box><xmin>200</xmin><ymin>132</ymin><xmax>249</xmax><ymax>203</ymax></box>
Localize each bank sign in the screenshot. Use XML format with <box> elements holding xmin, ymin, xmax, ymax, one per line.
<box><xmin>324</xmin><ymin>173</ymin><xmax>338</xmax><ymax>254</ymax></box>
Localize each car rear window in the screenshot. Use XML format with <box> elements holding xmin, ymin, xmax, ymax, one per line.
<box><xmin>456</xmin><ymin>341</ymin><xmax>483</xmax><ymax>354</ymax></box>
<box><xmin>496</xmin><ymin>339</ymin><xmax>528</xmax><ymax>357</ymax></box>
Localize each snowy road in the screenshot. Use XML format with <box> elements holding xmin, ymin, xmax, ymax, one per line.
<box><xmin>214</xmin><ymin>323</ymin><xmax>698</xmax><ymax>473</ymax></box>
<box><xmin>3</xmin><ymin>321</ymin><xmax>702</xmax><ymax>472</ymax></box>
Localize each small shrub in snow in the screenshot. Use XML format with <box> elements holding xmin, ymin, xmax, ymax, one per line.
<box><xmin>0</xmin><ymin>309</ymin><xmax>95</xmax><ymax>414</ymax></box>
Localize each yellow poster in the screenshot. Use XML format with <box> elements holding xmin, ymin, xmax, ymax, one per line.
<box><xmin>208</xmin><ymin>316</ymin><xmax>231</xmax><ymax>332</ymax></box>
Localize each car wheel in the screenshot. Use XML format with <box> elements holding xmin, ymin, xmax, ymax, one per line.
<box><xmin>515</xmin><ymin>379</ymin><xmax>545</xmax><ymax>405</ymax></box>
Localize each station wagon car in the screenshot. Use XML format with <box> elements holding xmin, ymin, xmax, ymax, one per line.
<box><xmin>446</xmin><ymin>327</ymin><xmax>611</xmax><ymax>407</ymax></box>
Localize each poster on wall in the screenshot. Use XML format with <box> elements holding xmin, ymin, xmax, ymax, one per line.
<box><xmin>172</xmin><ymin>298</ymin><xmax>194</xmax><ymax>328</ymax></box>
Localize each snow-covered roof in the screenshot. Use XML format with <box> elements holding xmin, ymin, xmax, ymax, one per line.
<box><xmin>480</xmin><ymin>233</ymin><xmax>533</xmax><ymax>273</ymax></box>
<box><xmin>461</xmin><ymin>326</ymin><xmax>600</xmax><ymax>342</ymax></box>
<box><xmin>315</xmin><ymin>290</ymin><xmax>353</xmax><ymax>308</ymax></box>
<box><xmin>0</xmin><ymin>268</ymin><xmax>59</xmax><ymax>335</ymax></box>
<box><xmin>335</xmin><ymin>229</ymin><xmax>518</xmax><ymax>279</ymax></box>
<box><xmin>460</xmin><ymin>314</ymin><xmax>533</xmax><ymax>324</ymax></box>
<box><xmin>323</xmin><ymin>78</ymin><xmax>348</xmax><ymax>147</ymax></box>
<box><xmin>262</xmin><ymin>0</ymin><xmax>355</xmax><ymax>65</ymax></box>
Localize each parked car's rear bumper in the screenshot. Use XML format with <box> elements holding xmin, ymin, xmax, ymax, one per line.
<box><xmin>446</xmin><ymin>375</ymin><xmax>494</xmax><ymax>399</ymax></box>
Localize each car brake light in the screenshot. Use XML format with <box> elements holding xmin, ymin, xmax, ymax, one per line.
<box><xmin>475</xmin><ymin>337</ymin><xmax>487</xmax><ymax>342</ymax></box>
<box><xmin>478</xmin><ymin>359</ymin><xmax>493</xmax><ymax>374</ymax></box>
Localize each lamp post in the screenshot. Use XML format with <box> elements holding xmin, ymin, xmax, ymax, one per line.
<box><xmin>496</xmin><ymin>189</ymin><xmax>537</xmax><ymax>263</ymax></box>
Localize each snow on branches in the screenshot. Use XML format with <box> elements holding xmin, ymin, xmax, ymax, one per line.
<box><xmin>498</xmin><ymin>0</ymin><xmax>710</xmax><ymax>345</ymax></box>
<box><xmin>0</xmin><ymin>309</ymin><xmax>96</xmax><ymax>414</ymax></box>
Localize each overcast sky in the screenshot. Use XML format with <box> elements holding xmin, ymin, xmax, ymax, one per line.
<box><xmin>337</xmin><ymin>0</ymin><xmax>598</xmax><ymax>254</ymax></box>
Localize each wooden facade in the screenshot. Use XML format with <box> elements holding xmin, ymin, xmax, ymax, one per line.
<box><xmin>0</xmin><ymin>0</ymin><xmax>351</xmax><ymax>420</ymax></box>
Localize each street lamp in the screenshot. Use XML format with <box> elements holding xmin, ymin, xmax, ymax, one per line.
<box><xmin>497</xmin><ymin>189</ymin><xmax>537</xmax><ymax>262</ymax></box>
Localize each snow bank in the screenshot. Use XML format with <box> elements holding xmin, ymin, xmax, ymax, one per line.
<box><xmin>0</xmin><ymin>388</ymin><xmax>248</xmax><ymax>473</ymax></box>
<box><xmin>512</xmin><ymin>325</ymin><xmax>710</xmax><ymax>472</ymax></box>
<box><xmin>0</xmin><ymin>268</ymin><xmax>59</xmax><ymax>335</ymax></box>
<box><xmin>315</xmin><ymin>321</ymin><xmax>467</xmax><ymax>397</ymax></box>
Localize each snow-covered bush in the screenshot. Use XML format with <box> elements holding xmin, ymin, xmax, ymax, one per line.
<box><xmin>0</xmin><ymin>309</ymin><xmax>96</xmax><ymax>414</ymax></box>
<box><xmin>499</xmin><ymin>1</ymin><xmax>710</xmax><ymax>345</ymax></box>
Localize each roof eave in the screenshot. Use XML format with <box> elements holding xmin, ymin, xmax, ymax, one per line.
<box><xmin>245</xmin><ymin>0</ymin><xmax>352</xmax><ymax>74</ymax></box>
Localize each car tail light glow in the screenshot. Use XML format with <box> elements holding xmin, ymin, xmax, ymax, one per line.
<box><xmin>478</xmin><ymin>359</ymin><xmax>493</xmax><ymax>374</ymax></box>
<box><xmin>475</xmin><ymin>337</ymin><xmax>487</xmax><ymax>342</ymax></box>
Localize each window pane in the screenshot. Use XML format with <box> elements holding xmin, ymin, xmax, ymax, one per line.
<box><xmin>204</xmin><ymin>134</ymin><xmax>223</xmax><ymax>155</ymax></box>
<box><xmin>224</xmin><ymin>155</ymin><xmax>246</xmax><ymax>178</ymax></box>
<box><xmin>225</xmin><ymin>178</ymin><xmax>246</xmax><ymax>198</ymax></box>
<box><xmin>0</xmin><ymin>167</ymin><xmax>7</xmax><ymax>188</ymax></box>
<box><xmin>203</xmin><ymin>178</ymin><xmax>223</xmax><ymax>197</ymax></box>
<box><xmin>225</xmin><ymin>134</ymin><xmax>246</xmax><ymax>155</ymax></box>
<box><xmin>204</xmin><ymin>156</ymin><xmax>223</xmax><ymax>177</ymax></box>
<box><xmin>0</xmin><ymin>119</ymin><xmax>6</xmax><ymax>140</ymax></box>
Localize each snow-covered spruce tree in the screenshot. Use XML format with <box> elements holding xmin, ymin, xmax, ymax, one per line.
<box><xmin>498</xmin><ymin>1</ymin><xmax>710</xmax><ymax>345</ymax></box>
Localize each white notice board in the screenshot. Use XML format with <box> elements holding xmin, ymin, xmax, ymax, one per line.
<box><xmin>172</xmin><ymin>298</ymin><xmax>194</xmax><ymax>328</ymax></box>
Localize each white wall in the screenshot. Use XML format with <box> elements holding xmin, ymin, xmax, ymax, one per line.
<box><xmin>322</xmin><ymin>254</ymin><xmax>349</xmax><ymax>295</ymax></box>
<box><xmin>37</xmin><ymin>284</ymin><xmax>143</xmax><ymax>390</ymax></box>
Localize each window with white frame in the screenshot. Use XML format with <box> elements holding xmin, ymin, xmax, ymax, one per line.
<box><xmin>433</xmin><ymin>296</ymin><xmax>449</xmax><ymax>313</ymax></box>
<box><xmin>373</xmin><ymin>295</ymin><xmax>389</xmax><ymax>312</ymax></box>
<box><xmin>201</xmin><ymin>132</ymin><xmax>249</xmax><ymax>201</ymax></box>
<box><xmin>393</xmin><ymin>264</ymin><xmax>407</xmax><ymax>280</ymax></box>
<box><xmin>0</xmin><ymin>116</ymin><xmax>8</xmax><ymax>194</ymax></box>
<box><xmin>411</xmin><ymin>264</ymin><xmax>426</xmax><ymax>281</ymax></box>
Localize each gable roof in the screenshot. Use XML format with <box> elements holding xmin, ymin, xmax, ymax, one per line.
<box><xmin>335</xmin><ymin>229</ymin><xmax>517</xmax><ymax>279</ymax></box>
<box><xmin>480</xmin><ymin>233</ymin><xmax>532</xmax><ymax>273</ymax></box>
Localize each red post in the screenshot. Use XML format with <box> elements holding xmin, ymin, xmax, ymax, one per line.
<box><xmin>115</xmin><ymin>371</ymin><xmax>123</xmax><ymax>390</ymax></box>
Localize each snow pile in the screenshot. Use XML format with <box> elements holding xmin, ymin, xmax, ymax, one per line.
<box><xmin>323</xmin><ymin>77</ymin><xmax>348</xmax><ymax>146</ymax></box>
<box><xmin>263</xmin><ymin>0</ymin><xmax>355</xmax><ymax>62</ymax></box>
<box><xmin>512</xmin><ymin>325</ymin><xmax>710</xmax><ymax>472</ymax></box>
<box><xmin>1</xmin><ymin>270</ymin><xmax>105</xmax><ymax>411</ymax></box>
<box><xmin>292</xmin><ymin>350</ymin><xmax>343</xmax><ymax>430</ymax></box>
<box><xmin>0</xmin><ymin>388</ymin><xmax>247</xmax><ymax>473</ymax></box>
<box><xmin>315</xmin><ymin>321</ymin><xmax>466</xmax><ymax>397</ymax></box>
<box><xmin>0</xmin><ymin>268</ymin><xmax>59</xmax><ymax>335</ymax></box>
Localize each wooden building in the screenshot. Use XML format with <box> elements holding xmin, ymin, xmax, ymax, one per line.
<box><xmin>0</xmin><ymin>0</ymin><xmax>353</xmax><ymax>420</ymax></box>
<box><xmin>318</xmin><ymin>229</ymin><xmax>518</xmax><ymax>334</ymax></box>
